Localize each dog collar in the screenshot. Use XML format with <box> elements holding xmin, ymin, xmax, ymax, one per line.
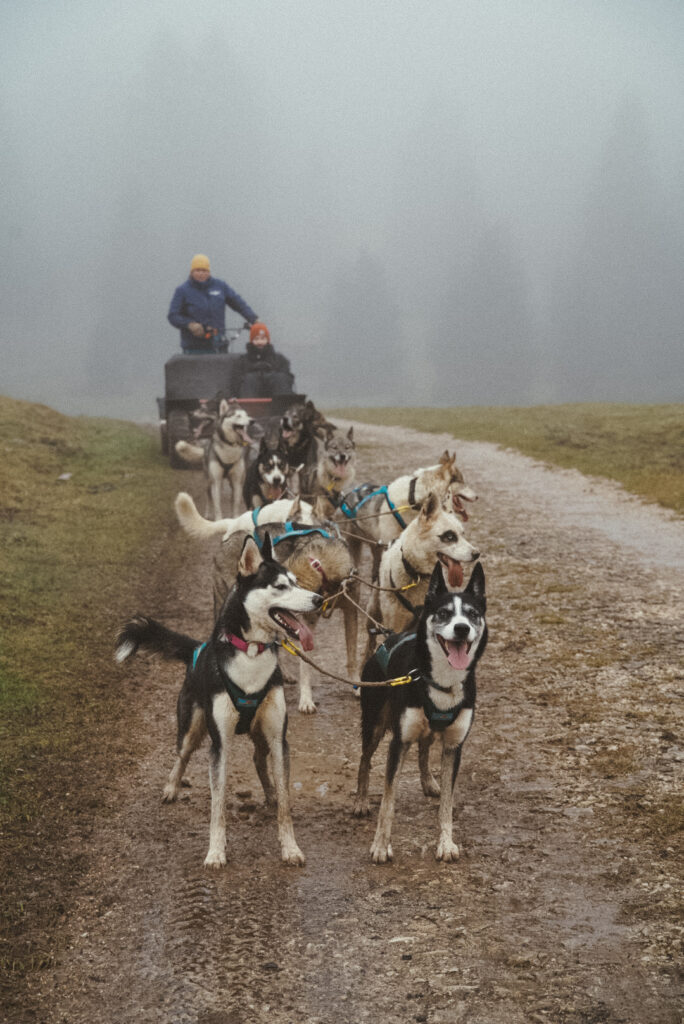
<box><xmin>218</xmin><ymin>632</ymin><xmax>276</xmax><ymax>657</ymax></box>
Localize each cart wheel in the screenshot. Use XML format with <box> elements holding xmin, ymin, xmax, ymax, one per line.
<box><xmin>167</xmin><ymin>409</ymin><xmax>192</xmax><ymax>469</ymax></box>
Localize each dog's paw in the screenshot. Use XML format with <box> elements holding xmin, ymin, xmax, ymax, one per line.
<box><xmin>161</xmin><ymin>784</ymin><xmax>179</xmax><ymax>803</ymax></box>
<box><xmin>281</xmin><ymin>844</ymin><xmax>306</xmax><ymax>866</ymax></box>
<box><xmin>203</xmin><ymin>848</ymin><xmax>227</xmax><ymax>869</ymax></box>
<box><xmin>352</xmin><ymin>798</ymin><xmax>371</xmax><ymax>818</ymax></box>
<box><xmin>298</xmin><ymin>696</ymin><xmax>317</xmax><ymax>714</ymax></box>
<box><xmin>370</xmin><ymin>840</ymin><xmax>393</xmax><ymax>864</ymax></box>
<box><xmin>435</xmin><ymin>837</ymin><xmax>460</xmax><ymax>862</ymax></box>
<box><xmin>421</xmin><ymin>776</ymin><xmax>441</xmax><ymax>798</ymax></box>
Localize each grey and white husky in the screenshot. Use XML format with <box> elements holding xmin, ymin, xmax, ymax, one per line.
<box><xmin>353</xmin><ymin>561</ymin><xmax>488</xmax><ymax>864</ymax></box>
<box><xmin>176</xmin><ymin>398</ymin><xmax>253</xmax><ymax>519</ymax></box>
<box><xmin>115</xmin><ymin>534</ymin><xmax>322</xmax><ymax>868</ymax></box>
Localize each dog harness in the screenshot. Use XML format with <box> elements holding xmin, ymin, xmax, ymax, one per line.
<box><xmin>192</xmin><ymin>639</ymin><xmax>276</xmax><ymax>734</ymax></box>
<box><xmin>337</xmin><ymin>479</ymin><xmax>418</xmax><ymax>529</ymax></box>
<box><xmin>374</xmin><ymin>633</ymin><xmax>463</xmax><ymax>732</ymax></box>
<box><xmin>249</xmin><ymin>509</ymin><xmax>335</xmax><ymax>550</ymax></box>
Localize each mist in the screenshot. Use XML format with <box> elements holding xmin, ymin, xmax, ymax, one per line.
<box><xmin>2</xmin><ymin>0</ymin><xmax>683</xmax><ymax>418</ymax></box>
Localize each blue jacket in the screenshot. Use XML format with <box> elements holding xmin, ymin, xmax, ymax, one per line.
<box><xmin>168</xmin><ymin>276</ymin><xmax>258</xmax><ymax>351</ymax></box>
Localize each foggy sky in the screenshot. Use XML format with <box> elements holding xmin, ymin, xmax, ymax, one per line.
<box><xmin>2</xmin><ymin>0</ymin><xmax>683</xmax><ymax>418</ymax></box>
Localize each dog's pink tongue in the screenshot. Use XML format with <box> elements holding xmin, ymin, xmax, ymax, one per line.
<box><xmin>446</xmin><ymin>641</ymin><xmax>470</xmax><ymax>670</ymax></box>
<box><xmin>443</xmin><ymin>558</ymin><xmax>464</xmax><ymax>588</ymax></box>
<box><xmin>295</xmin><ymin>620</ymin><xmax>315</xmax><ymax>651</ymax></box>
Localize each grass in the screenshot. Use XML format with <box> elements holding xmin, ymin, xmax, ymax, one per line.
<box><xmin>0</xmin><ymin>395</ymin><xmax>181</xmax><ymax>982</ymax></box>
<box><xmin>329</xmin><ymin>403</ymin><xmax>684</xmax><ymax>514</ymax></box>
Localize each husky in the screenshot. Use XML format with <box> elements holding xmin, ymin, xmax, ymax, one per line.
<box><xmin>279</xmin><ymin>399</ymin><xmax>335</xmax><ymax>477</ymax></box>
<box><xmin>115</xmin><ymin>534</ymin><xmax>322</xmax><ymax>868</ymax></box>
<box><xmin>336</xmin><ymin>451</ymin><xmax>478</xmax><ymax>580</ymax></box>
<box><xmin>175</xmin><ymin>491</ymin><xmax>315</xmax><ymax>542</ymax></box>
<box><xmin>363</xmin><ymin>492</ymin><xmax>480</xmax><ymax>665</ymax></box>
<box><xmin>175</xmin><ymin>399</ymin><xmax>253</xmax><ymax>519</ymax></box>
<box><xmin>242</xmin><ymin>436</ymin><xmax>292</xmax><ymax>509</ymax></box>
<box><xmin>353</xmin><ymin>561</ymin><xmax>487</xmax><ymax>863</ymax></box>
<box><xmin>213</xmin><ymin>520</ymin><xmax>355</xmax><ymax>714</ymax></box>
<box><xmin>299</xmin><ymin>426</ymin><xmax>357</xmax><ymax>510</ymax></box>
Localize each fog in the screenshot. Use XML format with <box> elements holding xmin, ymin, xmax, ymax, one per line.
<box><xmin>2</xmin><ymin>0</ymin><xmax>683</xmax><ymax>418</ymax></box>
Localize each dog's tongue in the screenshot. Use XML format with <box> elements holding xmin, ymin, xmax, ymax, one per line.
<box><xmin>442</xmin><ymin>557</ymin><xmax>464</xmax><ymax>588</ymax></box>
<box><xmin>446</xmin><ymin>641</ymin><xmax>470</xmax><ymax>670</ymax></box>
<box><xmin>281</xmin><ymin>427</ymin><xmax>293</xmax><ymax>439</ymax></box>
<box><xmin>278</xmin><ymin>612</ymin><xmax>315</xmax><ymax>651</ymax></box>
<box><xmin>331</xmin><ymin>463</ymin><xmax>347</xmax><ymax>478</ymax></box>
<box><xmin>267</xmin><ymin>484</ymin><xmax>285</xmax><ymax>500</ymax></box>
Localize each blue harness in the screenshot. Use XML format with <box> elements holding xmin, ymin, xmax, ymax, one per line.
<box><xmin>250</xmin><ymin>508</ymin><xmax>335</xmax><ymax>549</ymax></box>
<box><xmin>338</xmin><ymin>483</ymin><xmax>411</xmax><ymax>530</ymax></box>
<box><xmin>192</xmin><ymin>641</ymin><xmax>273</xmax><ymax>735</ymax></box>
<box><xmin>374</xmin><ymin>633</ymin><xmax>462</xmax><ymax>732</ymax></box>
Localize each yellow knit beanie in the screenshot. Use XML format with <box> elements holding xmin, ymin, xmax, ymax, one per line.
<box><xmin>190</xmin><ymin>254</ymin><xmax>211</xmax><ymax>272</ymax></box>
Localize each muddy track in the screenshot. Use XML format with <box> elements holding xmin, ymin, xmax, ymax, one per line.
<box><xmin>22</xmin><ymin>422</ymin><xmax>683</xmax><ymax>1024</ymax></box>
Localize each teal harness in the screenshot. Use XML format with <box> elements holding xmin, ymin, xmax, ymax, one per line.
<box><xmin>374</xmin><ymin>633</ymin><xmax>463</xmax><ymax>733</ymax></box>
<box><xmin>250</xmin><ymin>508</ymin><xmax>335</xmax><ymax>549</ymax></box>
<box><xmin>338</xmin><ymin>483</ymin><xmax>411</xmax><ymax>530</ymax></box>
<box><xmin>192</xmin><ymin>641</ymin><xmax>274</xmax><ymax>735</ymax></box>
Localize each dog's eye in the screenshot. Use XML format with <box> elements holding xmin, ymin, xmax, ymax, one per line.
<box><xmin>439</xmin><ymin>531</ymin><xmax>458</xmax><ymax>543</ymax></box>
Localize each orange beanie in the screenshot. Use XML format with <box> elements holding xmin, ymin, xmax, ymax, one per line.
<box><xmin>190</xmin><ymin>254</ymin><xmax>211</xmax><ymax>272</ymax></box>
<box><xmin>250</xmin><ymin>322</ymin><xmax>270</xmax><ymax>342</ymax></box>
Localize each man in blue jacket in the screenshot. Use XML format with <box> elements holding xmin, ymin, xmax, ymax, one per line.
<box><xmin>168</xmin><ymin>254</ymin><xmax>259</xmax><ymax>352</ymax></box>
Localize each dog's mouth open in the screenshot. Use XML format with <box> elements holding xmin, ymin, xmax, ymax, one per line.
<box><xmin>264</xmin><ymin>482</ymin><xmax>285</xmax><ymax>501</ymax></box>
<box><xmin>437</xmin><ymin>634</ymin><xmax>471</xmax><ymax>670</ymax></box>
<box><xmin>329</xmin><ymin>456</ymin><xmax>350</xmax><ymax>478</ymax></box>
<box><xmin>269</xmin><ymin>609</ymin><xmax>314</xmax><ymax>651</ymax></box>
<box><xmin>437</xmin><ymin>553</ymin><xmax>464</xmax><ymax>588</ymax></box>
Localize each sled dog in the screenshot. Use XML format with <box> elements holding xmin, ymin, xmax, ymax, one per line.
<box><xmin>174</xmin><ymin>491</ymin><xmax>315</xmax><ymax>542</ymax></box>
<box><xmin>115</xmin><ymin>534</ymin><xmax>322</xmax><ymax>868</ymax></box>
<box><xmin>299</xmin><ymin>426</ymin><xmax>357</xmax><ymax>508</ymax></box>
<box><xmin>243</xmin><ymin>436</ymin><xmax>292</xmax><ymax>509</ymax></box>
<box><xmin>353</xmin><ymin>561</ymin><xmax>487</xmax><ymax>863</ymax></box>
<box><xmin>175</xmin><ymin>399</ymin><xmax>253</xmax><ymax>519</ymax></box>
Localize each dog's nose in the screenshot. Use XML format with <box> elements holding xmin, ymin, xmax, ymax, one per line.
<box><xmin>451</xmin><ymin>624</ymin><xmax>470</xmax><ymax>643</ymax></box>
<box><xmin>312</xmin><ymin>593</ymin><xmax>324</xmax><ymax>609</ymax></box>
<box><xmin>470</xmin><ymin>549</ymin><xmax>480</xmax><ymax>560</ymax></box>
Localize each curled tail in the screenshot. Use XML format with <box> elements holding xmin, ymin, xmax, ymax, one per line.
<box><xmin>174</xmin><ymin>440</ymin><xmax>205</xmax><ymax>465</ymax></box>
<box><xmin>114</xmin><ymin>615</ymin><xmax>199</xmax><ymax>666</ymax></box>
<box><xmin>174</xmin><ymin>491</ymin><xmax>235</xmax><ymax>540</ymax></box>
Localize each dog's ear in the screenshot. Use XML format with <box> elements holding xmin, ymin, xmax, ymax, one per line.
<box><xmin>219</xmin><ymin>398</ymin><xmax>230</xmax><ymax>416</ymax></box>
<box><xmin>261</xmin><ymin>532</ymin><xmax>274</xmax><ymax>561</ymax></box>
<box><xmin>259</xmin><ymin>436</ymin><xmax>269</xmax><ymax>455</ymax></box>
<box><xmin>438</xmin><ymin>450</ymin><xmax>451</xmax><ymax>465</ymax></box>
<box><xmin>238</xmin><ymin>535</ymin><xmax>263</xmax><ymax>577</ymax></box>
<box><xmin>346</xmin><ymin>426</ymin><xmax>354</xmax><ymax>443</ymax></box>
<box><xmin>427</xmin><ymin>561</ymin><xmax>447</xmax><ymax>597</ymax></box>
<box><xmin>464</xmin><ymin>561</ymin><xmax>485</xmax><ymax>604</ymax></box>
<box><xmin>312</xmin><ymin>495</ymin><xmax>332</xmax><ymax>521</ymax></box>
<box><xmin>419</xmin><ymin>491</ymin><xmax>440</xmax><ymax>522</ymax></box>
<box><xmin>290</xmin><ymin>495</ymin><xmax>302</xmax><ymax>518</ymax></box>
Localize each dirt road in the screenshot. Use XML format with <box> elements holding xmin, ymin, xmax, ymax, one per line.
<box><xmin>24</xmin><ymin>422</ymin><xmax>683</xmax><ymax>1024</ymax></box>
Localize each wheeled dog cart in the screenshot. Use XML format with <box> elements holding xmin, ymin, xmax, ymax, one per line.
<box><xmin>157</xmin><ymin>342</ymin><xmax>304</xmax><ymax>469</ymax></box>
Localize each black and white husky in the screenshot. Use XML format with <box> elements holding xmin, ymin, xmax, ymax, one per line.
<box><xmin>242</xmin><ymin>435</ymin><xmax>291</xmax><ymax>509</ymax></box>
<box><xmin>353</xmin><ymin>561</ymin><xmax>487</xmax><ymax>864</ymax></box>
<box><xmin>115</xmin><ymin>535</ymin><xmax>322</xmax><ymax>868</ymax></box>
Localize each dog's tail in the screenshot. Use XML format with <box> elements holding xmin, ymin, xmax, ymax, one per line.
<box><xmin>114</xmin><ymin>615</ymin><xmax>198</xmax><ymax>666</ymax></box>
<box><xmin>174</xmin><ymin>492</ymin><xmax>234</xmax><ymax>539</ymax></box>
<box><xmin>174</xmin><ymin>440</ymin><xmax>205</xmax><ymax>465</ymax></box>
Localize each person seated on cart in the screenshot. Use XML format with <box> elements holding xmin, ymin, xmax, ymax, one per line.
<box><xmin>233</xmin><ymin>323</ymin><xmax>295</xmax><ymax>398</ymax></box>
<box><xmin>167</xmin><ymin>254</ymin><xmax>259</xmax><ymax>353</ymax></box>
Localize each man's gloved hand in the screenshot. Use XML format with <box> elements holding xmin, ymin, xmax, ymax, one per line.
<box><xmin>188</xmin><ymin>322</ymin><xmax>205</xmax><ymax>338</ymax></box>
